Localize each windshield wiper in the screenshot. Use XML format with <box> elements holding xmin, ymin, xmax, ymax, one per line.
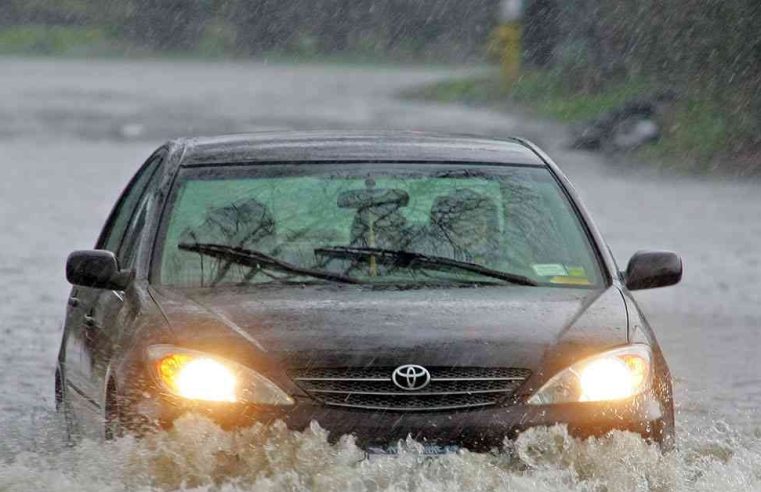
<box><xmin>179</xmin><ymin>243</ymin><xmax>361</xmax><ymax>285</ymax></box>
<box><xmin>314</xmin><ymin>246</ymin><xmax>538</xmax><ymax>286</ymax></box>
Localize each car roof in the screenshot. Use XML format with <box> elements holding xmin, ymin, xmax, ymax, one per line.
<box><xmin>171</xmin><ymin>131</ymin><xmax>546</xmax><ymax>167</ymax></box>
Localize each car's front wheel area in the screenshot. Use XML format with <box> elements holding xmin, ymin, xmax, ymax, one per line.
<box><xmin>55</xmin><ymin>369</ymin><xmax>80</xmax><ymax>445</ymax></box>
<box><xmin>104</xmin><ymin>380</ymin><xmax>124</xmax><ymax>441</ymax></box>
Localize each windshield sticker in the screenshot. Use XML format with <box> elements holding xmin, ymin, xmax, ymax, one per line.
<box><xmin>532</xmin><ymin>263</ymin><xmax>568</xmax><ymax>277</ymax></box>
<box><xmin>566</xmin><ymin>266</ymin><xmax>587</xmax><ymax>278</ymax></box>
<box><xmin>549</xmin><ymin>276</ymin><xmax>592</xmax><ymax>286</ymax></box>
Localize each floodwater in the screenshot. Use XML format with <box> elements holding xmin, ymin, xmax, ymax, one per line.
<box><xmin>0</xmin><ymin>57</ymin><xmax>760</xmax><ymax>490</ymax></box>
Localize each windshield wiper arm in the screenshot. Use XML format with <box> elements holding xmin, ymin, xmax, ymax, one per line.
<box><xmin>314</xmin><ymin>246</ymin><xmax>538</xmax><ymax>286</ymax></box>
<box><xmin>179</xmin><ymin>243</ymin><xmax>361</xmax><ymax>285</ymax></box>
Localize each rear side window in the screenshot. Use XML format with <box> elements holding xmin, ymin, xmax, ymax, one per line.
<box><xmin>98</xmin><ymin>152</ymin><xmax>164</xmax><ymax>264</ymax></box>
<box><xmin>116</xmin><ymin>170</ymin><xmax>163</xmax><ymax>269</ymax></box>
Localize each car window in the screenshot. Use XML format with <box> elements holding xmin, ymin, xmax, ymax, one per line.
<box><xmin>156</xmin><ymin>163</ymin><xmax>604</xmax><ymax>289</ymax></box>
<box><xmin>116</xmin><ymin>183</ymin><xmax>158</xmax><ymax>268</ymax></box>
<box><xmin>117</xmin><ymin>169</ymin><xmax>162</xmax><ymax>269</ymax></box>
<box><xmin>98</xmin><ymin>152</ymin><xmax>164</xmax><ymax>262</ymax></box>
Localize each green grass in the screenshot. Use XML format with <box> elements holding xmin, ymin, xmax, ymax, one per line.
<box><xmin>639</xmin><ymin>98</ymin><xmax>733</xmax><ymax>172</ymax></box>
<box><xmin>247</xmin><ymin>49</ymin><xmax>464</xmax><ymax>68</ymax></box>
<box><xmin>0</xmin><ymin>24</ymin><xmax>235</xmax><ymax>59</ymax></box>
<box><xmin>0</xmin><ymin>24</ymin><xmax>457</xmax><ymax>68</ymax></box>
<box><xmin>0</xmin><ymin>25</ymin><xmax>117</xmax><ymax>56</ymax></box>
<box><xmin>405</xmin><ymin>70</ymin><xmax>654</xmax><ymax>122</ymax></box>
<box><xmin>405</xmin><ymin>70</ymin><xmax>752</xmax><ymax>173</ymax></box>
<box><xmin>402</xmin><ymin>75</ymin><xmax>510</xmax><ymax>104</ymax></box>
<box><xmin>510</xmin><ymin>71</ymin><xmax>654</xmax><ymax>122</ymax></box>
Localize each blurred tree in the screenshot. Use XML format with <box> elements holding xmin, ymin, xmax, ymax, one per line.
<box><xmin>2</xmin><ymin>0</ymin><xmax>500</xmax><ymax>60</ymax></box>
<box><xmin>1</xmin><ymin>0</ymin><xmax>93</xmax><ymax>25</ymax></box>
<box><xmin>523</xmin><ymin>0</ymin><xmax>760</xmax><ymax>150</ymax></box>
<box><xmin>227</xmin><ymin>0</ymin><xmax>299</xmax><ymax>53</ymax></box>
<box><xmin>226</xmin><ymin>0</ymin><xmax>499</xmax><ymax>60</ymax></box>
<box><xmin>120</xmin><ymin>0</ymin><xmax>211</xmax><ymax>51</ymax></box>
<box><xmin>522</xmin><ymin>0</ymin><xmax>557</xmax><ymax>67</ymax></box>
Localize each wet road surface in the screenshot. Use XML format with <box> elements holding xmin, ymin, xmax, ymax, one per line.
<box><xmin>0</xmin><ymin>57</ymin><xmax>759</xmax><ymax>490</ymax></box>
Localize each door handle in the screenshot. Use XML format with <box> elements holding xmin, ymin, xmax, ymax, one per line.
<box><xmin>68</xmin><ymin>297</ymin><xmax>80</xmax><ymax>308</ymax></box>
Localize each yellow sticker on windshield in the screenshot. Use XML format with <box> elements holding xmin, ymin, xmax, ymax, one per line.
<box><xmin>549</xmin><ymin>275</ymin><xmax>591</xmax><ymax>286</ymax></box>
<box><xmin>566</xmin><ymin>266</ymin><xmax>587</xmax><ymax>278</ymax></box>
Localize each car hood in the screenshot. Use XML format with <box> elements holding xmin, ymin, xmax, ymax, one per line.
<box><xmin>150</xmin><ymin>284</ymin><xmax>628</xmax><ymax>372</ymax></box>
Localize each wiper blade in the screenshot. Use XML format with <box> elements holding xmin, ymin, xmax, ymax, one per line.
<box><xmin>314</xmin><ymin>246</ymin><xmax>538</xmax><ymax>286</ymax></box>
<box><xmin>179</xmin><ymin>243</ymin><xmax>361</xmax><ymax>285</ymax></box>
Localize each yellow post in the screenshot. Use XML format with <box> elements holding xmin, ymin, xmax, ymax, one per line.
<box><xmin>491</xmin><ymin>0</ymin><xmax>523</xmax><ymax>82</ymax></box>
<box><xmin>499</xmin><ymin>22</ymin><xmax>522</xmax><ymax>81</ymax></box>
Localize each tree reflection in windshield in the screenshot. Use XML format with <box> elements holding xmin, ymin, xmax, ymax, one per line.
<box><xmin>179</xmin><ymin>198</ymin><xmax>276</xmax><ymax>285</ymax></box>
<box><xmin>164</xmin><ymin>166</ymin><xmax>602</xmax><ymax>288</ymax></box>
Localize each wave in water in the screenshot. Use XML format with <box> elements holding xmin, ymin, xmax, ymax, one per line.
<box><xmin>1</xmin><ymin>414</ymin><xmax>760</xmax><ymax>491</ymax></box>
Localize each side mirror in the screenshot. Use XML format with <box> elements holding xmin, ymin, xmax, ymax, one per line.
<box><xmin>66</xmin><ymin>250</ymin><xmax>133</xmax><ymax>290</ymax></box>
<box><xmin>624</xmin><ymin>250</ymin><xmax>682</xmax><ymax>291</ymax></box>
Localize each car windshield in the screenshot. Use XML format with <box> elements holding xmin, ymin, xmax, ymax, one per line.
<box><xmin>156</xmin><ymin>163</ymin><xmax>604</xmax><ymax>288</ymax></box>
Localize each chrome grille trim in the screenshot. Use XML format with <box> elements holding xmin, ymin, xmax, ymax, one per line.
<box><xmin>290</xmin><ymin>366</ymin><xmax>532</xmax><ymax>411</ymax></box>
<box><xmin>323</xmin><ymin>401</ymin><xmax>495</xmax><ymax>412</ymax></box>
<box><xmin>428</xmin><ymin>377</ymin><xmax>527</xmax><ymax>382</ymax></box>
<box><xmin>294</xmin><ymin>377</ymin><xmax>390</xmax><ymax>382</ymax></box>
<box><xmin>294</xmin><ymin>376</ymin><xmax>527</xmax><ymax>382</ymax></box>
<box><xmin>307</xmin><ymin>388</ymin><xmax>512</xmax><ymax>396</ymax></box>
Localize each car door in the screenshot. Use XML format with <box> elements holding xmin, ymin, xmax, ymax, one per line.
<box><xmin>62</xmin><ymin>152</ymin><xmax>164</xmax><ymax>431</ymax></box>
<box><xmin>80</xmin><ymin>170</ymin><xmax>164</xmax><ymax>407</ymax></box>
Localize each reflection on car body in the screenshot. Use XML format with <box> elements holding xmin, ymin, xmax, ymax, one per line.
<box><xmin>56</xmin><ymin>132</ymin><xmax>682</xmax><ymax>450</ymax></box>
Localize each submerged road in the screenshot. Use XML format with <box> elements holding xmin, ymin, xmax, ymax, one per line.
<box><xmin>0</xmin><ymin>57</ymin><xmax>759</xmax><ymax>489</ymax></box>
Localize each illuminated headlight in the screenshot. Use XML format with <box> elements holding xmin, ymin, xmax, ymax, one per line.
<box><xmin>147</xmin><ymin>345</ymin><xmax>294</xmax><ymax>405</ymax></box>
<box><xmin>528</xmin><ymin>345</ymin><xmax>652</xmax><ymax>405</ymax></box>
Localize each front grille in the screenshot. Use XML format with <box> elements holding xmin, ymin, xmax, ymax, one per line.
<box><xmin>290</xmin><ymin>366</ymin><xmax>531</xmax><ymax>411</ymax></box>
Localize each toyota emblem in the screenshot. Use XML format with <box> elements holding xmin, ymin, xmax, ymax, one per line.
<box><xmin>392</xmin><ymin>364</ymin><xmax>431</xmax><ymax>391</ymax></box>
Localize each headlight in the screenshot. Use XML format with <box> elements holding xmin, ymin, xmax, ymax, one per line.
<box><xmin>527</xmin><ymin>344</ymin><xmax>652</xmax><ymax>405</ymax></box>
<box><xmin>147</xmin><ymin>345</ymin><xmax>294</xmax><ymax>405</ymax></box>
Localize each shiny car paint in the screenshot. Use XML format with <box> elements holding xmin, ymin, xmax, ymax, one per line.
<box><xmin>55</xmin><ymin>132</ymin><xmax>676</xmax><ymax>448</ymax></box>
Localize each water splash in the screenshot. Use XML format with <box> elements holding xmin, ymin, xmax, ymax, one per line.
<box><xmin>2</xmin><ymin>414</ymin><xmax>760</xmax><ymax>491</ymax></box>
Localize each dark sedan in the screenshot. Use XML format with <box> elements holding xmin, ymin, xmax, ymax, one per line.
<box><xmin>56</xmin><ymin>132</ymin><xmax>682</xmax><ymax>452</ymax></box>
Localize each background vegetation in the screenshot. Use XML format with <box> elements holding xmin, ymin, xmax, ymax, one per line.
<box><xmin>2</xmin><ymin>0</ymin><xmax>758</xmax><ymax>172</ymax></box>
<box><xmin>408</xmin><ymin>0</ymin><xmax>760</xmax><ymax>173</ymax></box>
<box><xmin>0</xmin><ymin>0</ymin><xmax>499</xmax><ymax>61</ymax></box>
<box><xmin>527</xmin><ymin>0</ymin><xmax>761</xmax><ymax>160</ymax></box>
<box><xmin>521</xmin><ymin>0</ymin><xmax>761</xmax><ymax>170</ymax></box>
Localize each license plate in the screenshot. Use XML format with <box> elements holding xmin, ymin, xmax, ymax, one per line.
<box><xmin>366</xmin><ymin>444</ymin><xmax>460</xmax><ymax>459</ymax></box>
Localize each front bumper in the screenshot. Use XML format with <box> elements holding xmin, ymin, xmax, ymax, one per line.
<box><xmin>135</xmin><ymin>391</ymin><xmax>672</xmax><ymax>451</ymax></box>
